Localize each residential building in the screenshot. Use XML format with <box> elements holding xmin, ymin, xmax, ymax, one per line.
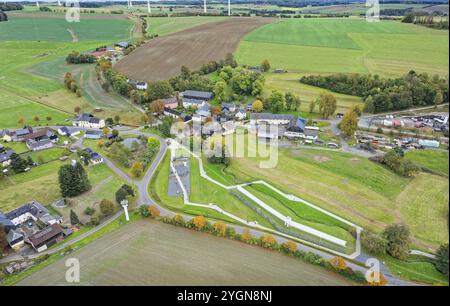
<box><xmin>221</xmin><ymin>103</ymin><xmax>237</xmax><ymax>113</ymax></box>
<box><xmin>28</xmin><ymin>223</ymin><xmax>64</xmax><ymax>252</ymax></box>
<box><xmin>235</xmin><ymin>109</ymin><xmax>247</xmax><ymax>121</ymax></box>
<box><xmin>164</xmin><ymin>107</ymin><xmax>182</xmax><ymax>119</ymax></box>
<box><xmin>57</xmin><ymin>126</ymin><xmax>81</xmax><ymax>137</ymax></box>
<box><xmin>0</xmin><ymin>212</ymin><xmax>15</xmax><ymax>232</ymax></box>
<box><xmin>0</xmin><ymin>149</ymin><xmax>15</xmax><ymax>167</ymax></box>
<box><xmin>0</xmin><ymin>129</ymin><xmax>13</xmax><ymax>142</ymax></box>
<box><xmin>73</xmin><ymin>113</ymin><xmax>105</xmax><ymax>129</ymax></box>
<box><xmin>161</xmin><ymin>97</ymin><xmax>179</xmax><ymax>109</ymax></box>
<box><xmin>84</xmin><ymin>148</ymin><xmax>104</xmax><ymax>165</ymax></box>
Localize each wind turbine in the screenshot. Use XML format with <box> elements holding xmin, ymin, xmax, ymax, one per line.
<box><xmin>203</xmin><ymin>0</ymin><xmax>206</xmax><ymax>14</ymax></box>
<box><xmin>129</xmin><ymin>0</ymin><xmax>133</xmax><ymax>9</ymax></box>
<box><xmin>57</xmin><ymin>0</ymin><xmax>61</xmax><ymax>6</ymax></box>
<box><xmin>36</xmin><ymin>1</ymin><xmax>39</xmax><ymax>9</ymax></box>
<box><xmin>228</xmin><ymin>0</ymin><xmax>231</xmax><ymax>16</ymax></box>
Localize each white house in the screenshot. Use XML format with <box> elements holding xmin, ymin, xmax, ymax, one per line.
<box><xmin>73</xmin><ymin>113</ymin><xmax>105</xmax><ymax>129</ymax></box>
<box><xmin>235</xmin><ymin>109</ymin><xmax>247</xmax><ymax>121</ymax></box>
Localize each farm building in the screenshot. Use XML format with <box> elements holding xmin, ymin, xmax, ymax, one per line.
<box><xmin>5</xmin><ymin>201</ymin><xmax>62</xmax><ymax>227</ymax></box>
<box><xmin>250</xmin><ymin>113</ymin><xmax>295</xmax><ymax>125</ymax></box>
<box><xmin>26</xmin><ymin>138</ymin><xmax>54</xmax><ymax>151</ymax></box>
<box><xmin>28</xmin><ymin>223</ymin><xmax>64</xmax><ymax>252</ymax></box>
<box><xmin>0</xmin><ymin>129</ymin><xmax>13</xmax><ymax>142</ymax></box>
<box><xmin>180</xmin><ymin>90</ymin><xmax>213</xmax><ymax>101</ymax></box>
<box><xmin>164</xmin><ymin>107</ymin><xmax>182</xmax><ymax>119</ymax></box>
<box><xmin>73</xmin><ymin>113</ymin><xmax>105</xmax><ymax>129</ymax></box>
<box><xmin>221</xmin><ymin>103</ymin><xmax>237</xmax><ymax>113</ymax></box>
<box><xmin>84</xmin><ymin>130</ymin><xmax>103</xmax><ymax>139</ymax></box>
<box><xmin>57</xmin><ymin>126</ymin><xmax>81</xmax><ymax>137</ymax></box>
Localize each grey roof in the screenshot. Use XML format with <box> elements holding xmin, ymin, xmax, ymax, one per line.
<box><xmin>6</xmin><ymin>201</ymin><xmax>49</xmax><ymax>220</ymax></box>
<box><xmin>305</xmin><ymin>128</ymin><xmax>319</xmax><ymax>138</ymax></box>
<box><xmin>85</xmin><ymin>130</ymin><xmax>102</xmax><ymax>136</ymax></box>
<box><xmin>164</xmin><ymin>107</ymin><xmax>181</xmax><ymax>117</ymax></box>
<box><xmin>181</xmin><ymin>90</ymin><xmax>213</xmax><ymax>100</ymax></box>
<box><xmin>0</xmin><ymin>149</ymin><xmax>15</xmax><ymax>163</ymax></box>
<box><xmin>6</xmin><ymin>229</ymin><xmax>23</xmax><ymax>244</ymax></box>
<box><xmin>15</xmin><ymin>127</ymin><xmax>32</xmax><ymax>137</ymax></box>
<box><xmin>75</xmin><ymin>113</ymin><xmax>101</xmax><ymax>124</ymax></box>
<box><xmin>26</xmin><ymin>138</ymin><xmax>52</xmax><ymax>150</ymax></box>
<box><xmin>183</xmin><ymin>98</ymin><xmax>205</xmax><ymax>105</ymax></box>
<box><xmin>161</xmin><ymin>97</ymin><xmax>178</xmax><ymax>105</ymax></box>
<box><xmin>0</xmin><ymin>212</ymin><xmax>14</xmax><ymax>228</ymax></box>
<box><xmin>250</xmin><ymin>113</ymin><xmax>295</xmax><ymax>121</ymax></box>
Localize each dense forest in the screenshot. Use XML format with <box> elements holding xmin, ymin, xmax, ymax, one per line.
<box><xmin>300</xmin><ymin>71</ymin><xmax>449</xmax><ymax>113</ymax></box>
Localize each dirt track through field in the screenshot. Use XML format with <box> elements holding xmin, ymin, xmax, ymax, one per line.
<box><xmin>114</xmin><ymin>17</ymin><xmax>274</xmax><ymax>82</ymax></box>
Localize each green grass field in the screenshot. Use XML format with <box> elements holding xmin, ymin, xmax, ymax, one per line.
<box><xmin>405</xmin><ymin>150</ymin><xmax>449</xmax><ymax>177</ymax></box>
<box><xmin>145</xmin><ymin>16</ymin><xmax>226</xmax><ymax>37</ymax></box>
<box><xmin>0</xmin><ymin>15</ymin><xmax>133</xmax><ymax>42</ymax></box>
<box><xmin>395</xmin><ymin>173</ymin><xmax>449</xmax><ymax>250</ymax></box>
<box><xmin>236</xmin><ymin>18</ymin><xmax>449</xmax><ymax>77</ymax></box>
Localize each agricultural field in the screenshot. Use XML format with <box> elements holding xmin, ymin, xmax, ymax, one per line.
<box><xmin>16</xmin><ymin>219</ymin><xmax>355</xmax><ymax>286</ymax></box>
<box><xmin>0</xmin><ymin>13</ymin><xmax>143</xmax><ymax>128</ymax></box>
<box><xmin>145</xmin><ymin>16</ymin><xmax>227</xmax><ymax>37</ymax></box>
<box><xmin>236</xmin><ymin>18</ymin><xmax>449</xmax><ymax>77</ymax></box>
<box><xmin>115</xmin><ymin>17</ymin><xmax>274</xmax><ymax>81</ymax></box>
<box><xmin>1</xmin><ymin>13</ymin><xmax>133</xmax><ymax>42</ymax></box>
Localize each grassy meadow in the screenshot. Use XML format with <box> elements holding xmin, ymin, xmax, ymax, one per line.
<box><xmin>404</xmin><ymin>150</ymin><xmax>449</xmax><ymax>177</ymax></box>
<box><xmin>236</xmin><ymin>18</ymin><xmax>449</xmax><ymax>77</ymax></box>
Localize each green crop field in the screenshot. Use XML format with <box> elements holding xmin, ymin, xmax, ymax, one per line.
<box><xmin>236</xmin><ymin>18</ymin><xmax>449</xmax><ymax>77</ymax></box>
<box><xmin>145</xmin><ymin>16</ymin><xmax>226</xmax><ymax>37</ymax></box>
<box><xmin>0</xmin><ymin>15</ymin><xmax>133</xmax><ymax>42</ymax></box>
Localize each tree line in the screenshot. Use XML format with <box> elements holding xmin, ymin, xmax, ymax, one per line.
<box><xmin>66</xmin><ymin>51</ymin><xmax>97</xmax><ymax>64</ymax></box>
<box><xmin>402</xmin><ymin>12</ymin><xmax>449</xmax><ymax>30</ymax></box>
<box><xmin>0</xmin><ymin>3</ymin><xmax>23</xmax><ymax>11</ymax></box>
<box><xmin>300</xmin><ymin>71</ymin><xmax>449</xmax><ymax>113</ymax></box>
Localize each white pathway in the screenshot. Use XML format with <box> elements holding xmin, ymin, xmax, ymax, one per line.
<box><xmin>169</xmin><ymin>141</ymin><xmax>362</xmax><ymax>259</ymax></box>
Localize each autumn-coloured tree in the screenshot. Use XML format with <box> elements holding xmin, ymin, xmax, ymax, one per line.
<box><xmin>130</xmin><ymin>161</ymin><xmax>144</xmax><ymax>178</ymax></box>
<box><xmin>367</xmin><ymin>271</ymin><xmax>388</xmax><ymax>286</ymax></box>
<box><xmin>283</xmin><ymin>241</ymin><xmax>298</xmax><ymax>253</ymax></box>
<box><xmin>252</xmin><ymin>100</ymin><xmax>264</xmax><ymax>113</ymax></box>
<box><xmin>240</xmin><ymin>228</ymin><xmax>252</xmax><ymax>243</ymax></box>
<box><xmin>149</xmin><ymin>205</ymin><xmax>160</xmax><ymax>218</ymax></box>
<box><xmin>97</xmin><ymin>140</ymin><xmax>105</xmax><ymax>148</ymax></box>
<box><xmin>74</xmin><ymin>106</ymin><xmax>81</xmax><ymax>114</ymax></box>
<box><xmin>214</xmin><ymin>221</ymin><xmax>227</xmax><ymax>236</ymax></box>
<box><xmin>46</xmin><ymin>116</ymin><xmax>52</xmax><ymax>122</ymax></box>
<box><xmin>318</xmin><ymin>92</ymin><xmax>337</xmax><ymax>119</ymax></box>
<box><xmin>329</xmin><ymin>256</ymin><xmax>347</xmax><ymax>270</ymax></box>
<box><xmin>102</xmin><ymin>127</ymin><xmax>110</xmax><ymax>135</ymax></box>
<box><xmin>173</xmin><ymin>214</ymin><xmax>185</xmax><ymax>225</ymax></box>
<box><xmin>17</xmin><ymin>117</ymin><xmax>25</xmax><ymax>125</ymax></box>
<box><xmin>211</xmin><ymin>106</ymin><xmax>221</xmax><ymax>116</ymax></box>
<box><xmin>261</xmin><ymin>235</ymin><xmax>277</xmax><ymax>248</ymax></box>
<box><xmin>192</xmin><ymin>215</ymin><xmax>207</xmax><ymax>231</ymax></box>
<box><xmin>339</xmin><ymin>111</ymin><xmax>358</xmax><ymax>138</ymax></box>
<box><xmin>150</xmin><ymin>99</ymin><xmax>165</xmax><ymax>114</ymax></box>
<box><xmin>33</xmin><ymin>116</ymin><xmax>40</xmax><ymax>124</ymax></box>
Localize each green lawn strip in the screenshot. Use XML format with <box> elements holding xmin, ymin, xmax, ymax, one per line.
<box><xmin>380</xmin><ymin>254</ymin><xmax>449</xmax><ymax>286</ymax></box>
<box><xmin>247</xmin><ymin>183</ymin><xmax>354</xmax><ymax>234</ymax></box>
<box><xmin>189</xmin><ymin>157</ymin><xmax>275</xmax><ymax>229</ymax></box>
<box><xmin>1</xmin><ymin>212</ymin><xmax>140</xmax><ymax>286</ymax></box>
<box><xmin>21</xmin><ymin>147</ymin><xmax>67</xmax><ymax>164</ymax></box>
<box><xmin>405</xmin><ymin>150</ymin><xmax>449</xmax><ymax>177</ymax></box>
<box><xmin>1</xmin><ymin>142</ymin><xmax>30</xmax><ymax>154</ymax></box>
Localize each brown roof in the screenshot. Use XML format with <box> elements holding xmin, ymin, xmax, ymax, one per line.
<box><xmin>29</xmin><ymin>223</ymin><xmax>63</xmax><ymax>247</ymax></box>
<box><xmin>22</xmin><ymin>129</ymin><xmax>51</xmax><ymax>141</ymax></box>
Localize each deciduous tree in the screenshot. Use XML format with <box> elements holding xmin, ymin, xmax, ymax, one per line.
<box><xmin>382</xmin><ymin>223</ymin><xmax>410</xmax><ymax>260</ymax></box>
<box><xmin>252</xmin><ymin>100</ymin><xmax>264</xmax><ymax>112</ymax></box>
<box><xmin>100</xmin><ymin>199</ymin><xmax>115</xmax><ymax>216</ymax></box>
<box><xmin>318</xmin><ymin>92</ymin><xmax>337</xmax><ymax>119</ymax></box>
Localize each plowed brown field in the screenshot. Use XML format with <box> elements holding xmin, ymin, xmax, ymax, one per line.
<box><xmin>114</xmin><ymin>17</ymin><xmax>274</xmax><ymax>81</ymax></box>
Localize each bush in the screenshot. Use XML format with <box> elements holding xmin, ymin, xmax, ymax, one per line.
<box><xmin>139</xmin><ymin>205</ymin><xmax>150</xmax><ymax>218</ymax></box>
<box><xmin>361</xmin><ymin>231</ymin><xmax>387</xmax><ymax>255</ymax></box>
<box><xmin>84</xmin><ymin>207</ymin><xmax>95</xmax><ymax>216</ymax></box>
<box><xmin>100</xmin><ymin>199</ymin><xmax>115</xmax><ymax>216</ymax></box>
<box><xmin>383</xmin><ymin>223</ymin><xmax>410</xmax><ymax>260</ymax></box>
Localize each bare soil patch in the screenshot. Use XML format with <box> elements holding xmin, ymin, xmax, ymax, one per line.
<box><xmin>314</xmin><ymin>155</ymin><xmax>331</xmax><ymax>163</ymax></box>
<box><xmin>115</xmin><ymin>17</ymin><xmax>274</xmax><ymax>82</ymax></box>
